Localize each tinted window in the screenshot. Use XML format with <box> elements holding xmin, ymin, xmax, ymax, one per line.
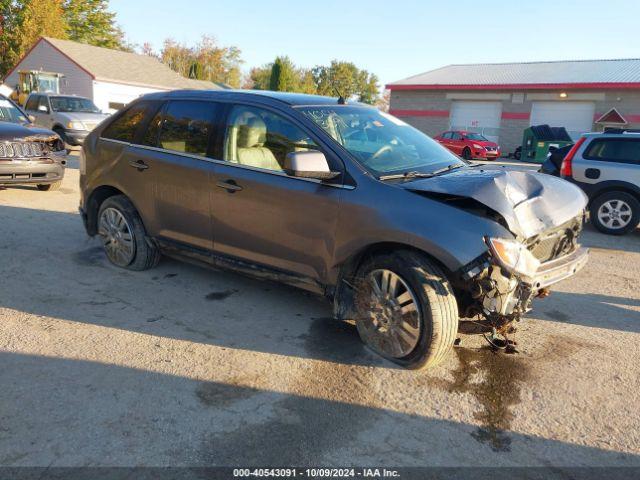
<box><xmin>442</xmin><ymin>132</ymin><xmax>452</xmax><ymax>139</ymax></box>
<box><xmin>451</xmin><ymin>132</ymin><xmax>462</xmax><ymax>140</ymax></box>
<box><xmin>224</xmin><ymin>105</ymin><xmax>319</xmax><ymax>172</ymax></box>
<box><xmin>102</xmin><ymin>102</ymin><xmax>149</xmax><ymax>142</ymax></box>
<box><xmin>584</xmin><ymin>138</ymin><xmax>640</xmax><ymax>164</ymax></box>
<box><xmin>142</xmin><ymin>108</ymin><xmax>163</xmax><ymax>147</ymax></box>
<box><xmin>158</xmin><ymin>101</ymin><xmax>217</xmax><ymax>157</ymax></box>
<box><xmin>25</xmin><ymin>95</ymin><xmax>39</xmax><ymax>111</ymax></box>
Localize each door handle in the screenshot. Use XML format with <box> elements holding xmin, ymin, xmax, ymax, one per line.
<box><xmin>128</xmin><ymin>159</ymin><xmax>149</xmax><ymax>171</ymax></box>
<box><xmin>216</xmin><ymin>179</ymin><xmax>243</xmax><ymax>193</ymax></box>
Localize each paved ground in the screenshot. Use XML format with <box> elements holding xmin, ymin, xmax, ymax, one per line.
<box><xmin>0</xmin><ymin>157</ymin><xmax>639</xmax><ymax>467</ymax></box>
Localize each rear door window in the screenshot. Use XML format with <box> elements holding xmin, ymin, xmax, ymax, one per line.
<box><xmin>102</xmin><ymin>102</ymin><xmax>149</xmax><ymax>142</ymax></box>
<box><xmin>583</xmin><ymin>138</ymin><xmax>640</xmax><ymax>164</ymax></box>
<box><xmin>157</xmin><ymin>101</ymin><xmax>218</xmax><ymax>157</ymax></box>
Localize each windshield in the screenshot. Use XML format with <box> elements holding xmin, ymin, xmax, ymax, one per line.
<box><xmin>464</xmin><ymin>132</ymin><xmax>488</xmax><ymax>141</ymax></box>
<box><xmin>300</xmin><ymin>106</ymin><xmax>464</xmax><ymax>177</ymax></box>
<box><xmin>50</xmin><ymin>96</ymin><xmax>100</xmax><ymax>113</ymax></box>
<box><xmin>0</xmin><ymin>97</ymin><xmax>29</xmax><ymax>124</ymax></box>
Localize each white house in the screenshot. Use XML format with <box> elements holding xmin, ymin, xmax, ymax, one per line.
<box><xmin>3</xmin><ymin>37</ymin><xmax>226</xmax><ymax>112</ymax></box>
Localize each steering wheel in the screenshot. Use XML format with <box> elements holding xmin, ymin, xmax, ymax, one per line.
<box><xmin>369</xmin><ymin>144</ymin><xmax>393</xmax><ymax>161</ymax></box>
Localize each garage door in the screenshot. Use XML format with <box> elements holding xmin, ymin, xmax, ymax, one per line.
<box><xmin>449</xmin><ymin>101</ymin><xmax>502</xmax><ymax>143</ymax></box>
<box><xmin>530</xmin><ymin>102</ymin><xmax>595</xmax><ymax>140</ymax></box>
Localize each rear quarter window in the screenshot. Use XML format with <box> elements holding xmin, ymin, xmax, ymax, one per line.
<box><xmin>583</xmin><ymin>138</ymin><xmax>640</xmax><ymax>164</ymax></box>
<box><xmin>101</xmin><ymin>102</ymin><xmax>150</xmax><ymax>142</ymax></box>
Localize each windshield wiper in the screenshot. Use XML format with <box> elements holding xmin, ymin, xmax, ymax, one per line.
<box><xmin>430</xmin><ymin>163</ymin><xmax>466</xmax><ymax>176</ymax></box>
<box><xmin>378</xmin><ymin>171</ymin><xmax>435</xmax><ymax>181</ymax></box>
<box><xmin>378</xmin><ymin>163</ymin><xmax>466</xmax><ymax>181</ymax></box>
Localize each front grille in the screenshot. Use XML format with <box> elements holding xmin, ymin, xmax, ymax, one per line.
<box><xmin>527</xmin><ymin>215</ymin><xmax>583</xmax><ymax>263</ymax></box>
<box><xmin>0</xmin><ymin>141</ymin><xmax>45</xmax><ymax>159</ymax></box>
<box><xmin>485</xmin><ymin>146</ymin><xmax>497</xmax><ymax>152</ymax></box>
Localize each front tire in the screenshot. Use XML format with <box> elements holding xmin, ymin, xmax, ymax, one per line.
<box><xmin>590</xmin><ymin>191</ymin><xmax>640</xmax><ymax>235</ymax></box>
<box><xmin>353</xmin><ymin>251</ymin><xmax>459</xmax><ymax>369</ymax></box>
<box><xmin>97</xmin><ymin>195</ymin><xmax>161</xmax><ymax>270</ymax></box>
<box><xmin>462</xmin><ymin>147</ymin><xmax>472</xmax><ymax>160</ymax></box>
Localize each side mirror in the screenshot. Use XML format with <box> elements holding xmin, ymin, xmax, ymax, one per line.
<box><xmin>284</xmin><ymin>151</ymin><xmax>340</xmax><ymax>181</ymax></box>
<box><xmin>37</xmin><ymin>105</ymin><xmax>49</xmax><ymax>113</ymax></box>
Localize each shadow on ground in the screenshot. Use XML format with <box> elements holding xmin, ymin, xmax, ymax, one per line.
<box><xmin>1</xmin><ymin>351</ymin><xmax>638</xmax><ymax>468</ymax></box>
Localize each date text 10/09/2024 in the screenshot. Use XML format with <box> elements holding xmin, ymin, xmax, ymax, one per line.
<box><xmin>233</xmin><ymin>468</ymin><xmax>401</xmax><ymax>478</ymax></box>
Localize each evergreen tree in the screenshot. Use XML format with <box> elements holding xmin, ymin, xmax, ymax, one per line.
<box><xmin>269</xmin><ymin>56</ymin><xmax>297</xmax><ymax>92</ymax></box>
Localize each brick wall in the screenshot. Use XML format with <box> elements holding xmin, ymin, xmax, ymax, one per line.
<box><xmin>389</xmin><ymin>88</ymin><xmax>640</xmax><ymax>157</ymax></box>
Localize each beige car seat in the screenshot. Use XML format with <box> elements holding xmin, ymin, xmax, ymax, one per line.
<box><xmin>234</xmin><ymin>116</ymin><xmax>283</xmax><ymax>171</ymax></box>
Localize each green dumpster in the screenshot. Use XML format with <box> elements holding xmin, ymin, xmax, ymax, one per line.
<box><xmin>521</xmin><ymin>125</ymin><xmax>573</xmax><ymax>163</ymax></box>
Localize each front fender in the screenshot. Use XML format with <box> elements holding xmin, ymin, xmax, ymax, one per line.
<box><xmin>330</xmin><ymin>179</ymin><xmax>512</xmax><ymax>283</ymax></box>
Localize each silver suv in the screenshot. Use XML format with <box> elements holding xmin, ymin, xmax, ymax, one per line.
<box><xmin>561</xmin><ymin>131</ymin><xmax>640</xmax><ymax>235</ymax></box>
<box><xmin>24</xmin><ymin>93</ymin><xmax>109</xmax><ymax>147</ymax></box>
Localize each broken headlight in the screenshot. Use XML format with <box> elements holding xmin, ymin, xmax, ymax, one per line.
<box><xmin>486</xmin><ymin>237</ymin><xmax>540</xmax><ymax>278</ymax></box>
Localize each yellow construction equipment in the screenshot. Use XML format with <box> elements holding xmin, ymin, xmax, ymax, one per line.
<box><xmin>10</xmin><ymin>70</ymin><xmax>64</xmax><ymax>105</ymax></box>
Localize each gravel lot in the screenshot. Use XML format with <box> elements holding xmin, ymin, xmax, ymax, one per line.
<box><xmin>0</xmin><ymin>157</ymin><xmax>639</xmax><ymax>468</ymax></box>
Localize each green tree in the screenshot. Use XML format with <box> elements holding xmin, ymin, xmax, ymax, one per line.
<box><xmin>312</xmin><ymin>60</ymin><xmax>380</xmax><ymax>104</ymax></box>
<box><xmin>269</xmin><ymin>56</ymin><xmax>297</xmax><ymax>92</ymax></box>
<box><xmin>0</xmin><ymin>0</ymin><xmax>22</xmax><ymax>77</ymax></box>
<box><xmin>17</xmin><ymin>0</ymin><xmax>68</xmax><ymax>56</ymax></box>
<box><xmin>296</xmin><ymin>68</ymin><xmax>316</xmax><ymax>94</ymax></box>
<box><xmin>64</xmin><ymin>0</ymin><xmax>125</xmax><ymax>50</ymax></box>
<box><xmin>244</xmin><ymin>64</ymin><xmax>272</xmax><ymax>90</ymax></box>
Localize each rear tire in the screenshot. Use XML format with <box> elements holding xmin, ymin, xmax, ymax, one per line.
<box><xmin>37</xmin><ymin>181</ymin><xmax>62</xmax><ymax>191</ymax></box>
<box><xmin>97</xmin><ymin>195</ymin><xmax>161</xmax><ymax>270</ymax></box>
<box><xmin>590</xmin><ymin>191</ymin><xmax>640</xmax><ymax>235</ymax></box>
<box><xmin>462</xmin><ymin>147</ymin><xmax>472</xmax><ymax>160</ymax></box>
<box><xmin>353</xmin><ymin>251</ymin><xmax>459</xmax><ymax>370</ymax></box>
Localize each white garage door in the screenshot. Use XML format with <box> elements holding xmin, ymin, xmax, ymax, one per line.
<box><xmin>530</xmin><ymin>101</ymin><xmax>595</xmax><ymax>140</ymax></box>
<box><xmin>450</xmin><ymin>101</ymin><xmax>502</xmax><ymax>143</ymax></box>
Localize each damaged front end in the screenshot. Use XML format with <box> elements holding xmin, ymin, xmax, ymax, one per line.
<box><xmin>456</xmin><ymin>214</ymin><xmax>589</xmax><ymax>350</ymax></box>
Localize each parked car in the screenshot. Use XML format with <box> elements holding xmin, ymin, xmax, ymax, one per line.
<box><xmin>540</xmin><ymin>144</ymin><xmax>574</xmax><ymax>176</ymax></box>
<box><xmin>561</xmin><ymin>131</ymin><xmax>640</xmax><ymax>235</ymax></box>
<box><xmin>0</xmin><ymin>94</ymin><xmax>67</xmax><ymax>190</ymax></box>
<box><xmin>80</xmin><ymin>90</ymin><xmax>588</xmax><ymax>369</ymax></box>
<box><xmin>434</xmin><ymin>130</ymin><xmax>501</xmax><ymax>160</ymax></box>
<box><xmin>23</xmin><ymin>93</ymin><xmax>109</xmax><ymax>147</ymax></box>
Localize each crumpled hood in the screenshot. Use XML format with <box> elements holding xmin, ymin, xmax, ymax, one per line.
<box><xmin>403</xmin><ymin>166</ymin><xmax>588</xmax><ymax>239</ymax></box>
<box><xmin>0</xmin><ymin>122</ymin><xmax>57</xmax><ymax>141</ymax></box>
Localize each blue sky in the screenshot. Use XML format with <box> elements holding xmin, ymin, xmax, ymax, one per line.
<box><xmin>110</xmin><ymin>0</ymin><xmax>640</xmax><ymax>87</ymax></box>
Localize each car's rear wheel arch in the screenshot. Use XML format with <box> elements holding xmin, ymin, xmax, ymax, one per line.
<box><xmin>86</xmin><ymin>185</ymin><xmax>127</xmax><ymax>235</ymax></box>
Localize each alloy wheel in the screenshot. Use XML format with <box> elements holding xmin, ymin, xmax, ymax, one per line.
<box><xmin>597</xmin><ymin>199</ymin><xmax>632</xmax><ymax>230</ymax></box>
<box><xmin>357</xmin><ymin>269</ymin><xmax>421</xmax><ymax>358</ymax></box>
<box><xmin>98</xmin><ymin>207</ymin><xmax>135</xmax><ymax>266</ymax></box>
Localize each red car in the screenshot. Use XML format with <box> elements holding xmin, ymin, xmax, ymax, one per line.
<box><xmin>434</xmin><ymin>130</ymin><xmax>501</xmax><ymax>160</ymax></box>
